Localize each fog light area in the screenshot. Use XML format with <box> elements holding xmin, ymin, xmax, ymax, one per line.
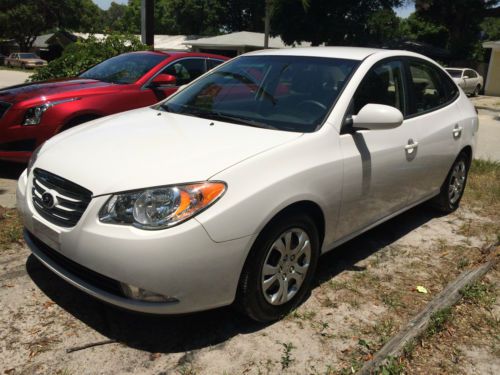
<box><xmin>120</xmin><ymin>283</ymin><xmax>179</xmax><ymax>303</ymax></box>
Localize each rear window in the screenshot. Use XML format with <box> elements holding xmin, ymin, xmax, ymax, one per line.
<box><xmin>446</xmin><ymin>69</ymin><xmax>462</xmax><ymax>78</ymax></box>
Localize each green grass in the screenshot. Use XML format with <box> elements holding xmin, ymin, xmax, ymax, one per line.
<box><xmin>376</xmin><ymin>356</ymin><xmax>406</xmax><ymax>375</ymax></box>
<box><xmin>460</xmin><ymin>282</ymin><xmax>496</xmax><ymax>309</ymax></box>
<box><xmin>0</xmin><ymin>207</ymin><xmax>23</xmax><ymax>250</ymax></box>
<box><xmin>464</xmin><ymin>160</ymin><xmax>500</xmax><ymax>214</ymax></box>
<box><xmin>426</xmin><ymin>307</ymin><xmax>452</xmax><ymax>337</ymax></box>
<box><xmin>280</xmin><ymin>342</ymin><xmax>295</xmax><ymax>370</ymax></box>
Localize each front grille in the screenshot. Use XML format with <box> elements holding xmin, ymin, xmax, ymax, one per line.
<box><xmin>27</xmin><ymin>231</ymin><xmax>124</xmax><ymax>297</ymax></box>
<box><xmin>32</xmin><ymin>168</ymin><xmax>92</xmax><ymax>227</ymax></box>
<box><xmin>0</xmin><ymin>101</ymin><xmax>11</xmax><ymax>119</ymax></box>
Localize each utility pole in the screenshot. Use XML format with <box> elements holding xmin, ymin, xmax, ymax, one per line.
<box><xmin>264</xmin><ymin>0</ymin><xmax>271</xmax><ymax>48</ymax></box>
<box><xmin>141</xmin><ymin>0</ymin><xmax>154</xmax><ymax>48</ymax></box>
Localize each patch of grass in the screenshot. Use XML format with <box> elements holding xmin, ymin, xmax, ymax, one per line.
<box><xmin>426</xmin><ymin>307</ymin><xmax>452</xmax><ymax>337</ymax></box>
<box><xmin>280</xmin><ymin>342</ymin><xmax>295</xmax><ymax>370</ymax></box>
<box><xmin>0</xmin><ymin>207</ymin><xmax>23</xmax><ymax>250</ymax></box>
<box><xmin>460</xmin><ymin>281</ymin><xmax>496</xmax><ymax>308</ymax></box>
<box><xmin>457</xmin><ymin>257</ymin><xmax>470</xmax><ymax>269</ymax></box>
<box><xmin>372</xmin><ymin>319</ymin><xmax>396</xmax><ymax>345</ymax></box>
<box><xmin>381</xmin><ymin>291</ymin><xmax>403</xmax><ymax>309</ymax></box>
<box><xmin>463</xmin><ymin>160</ymin><xmax>500</xmax><ymax>216</ymax></box>
<box><xmin>376</xmin><ymin>356</ymin><xmax>405</xmax><ymax>375</ymax></box>
<box><xmin>177</xmin><ymin>364</ymin><xmax>197</xmax><ymax>375</ymax></box>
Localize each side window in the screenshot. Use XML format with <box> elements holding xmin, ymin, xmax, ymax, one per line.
<box><xmin>207</xmin><ymin>59</ymin><xmax>224</xmax><ymax>70</ymax></box>
<box><xmin>408</xmin><ymin>60</ymin><xmax>448</xmax><ymax>115</ymax></box>
<box><xmin>162</xmin><ymin>59</ymin><xmax>206</xmax><ymax>86</ymax></box>
<box><xmin>353</xmin><ymin>60</ymin><xmax>405</xmax><ymax>115</ymax></box>
<box><xmin>467</xmin><ymin>70</ymin><xmax>477</xmax><ymax>78</ymax></box>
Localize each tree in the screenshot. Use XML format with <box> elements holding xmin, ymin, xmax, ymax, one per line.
<box><xmin>0</xmin><ymin>0</ymin><xmax>103</xmax><ymax>50</ymax></box>
<box><xmin>366</xmin><ymin>8</ymin><xmax>402</xmax><ymax>44</ymax></box>
<box><xmin>414</xmin><ymin>0</ymin><xmax>500</xmax><ymax>59</ymax></box>
<box><xmin>270</xmin><ymin>0</ymin><xmax>404</xmax><ymax>46</ymax></box>
<box><xmin>399</xmin><ymin>12</ymin><xmax>449</xmax><ymax>48</ymax></box>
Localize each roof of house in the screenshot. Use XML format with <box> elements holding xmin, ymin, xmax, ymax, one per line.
<box><xmin>182</xmin><ymin>31</ymin><xmax>311</xmax><ymax>49</ymax></box>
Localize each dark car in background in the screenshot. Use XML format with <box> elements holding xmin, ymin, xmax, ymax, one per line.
<box><xmin>0</xmin><ymin>51</ymin><xmax>228</xmax><ymax>163</ymax></box>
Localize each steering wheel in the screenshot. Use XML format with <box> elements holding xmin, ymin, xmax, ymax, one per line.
<box><xmin>297</xmin><ymin>100</ymin><xmax>327</xmax><ymax>111</ymax></box>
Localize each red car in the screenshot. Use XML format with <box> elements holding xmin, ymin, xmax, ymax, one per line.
<box><xmin>0</xmin><ymin>51</ymin><xmax>228</xmax><ymax>163</ymax></box>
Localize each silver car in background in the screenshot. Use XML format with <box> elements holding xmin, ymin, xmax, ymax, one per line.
<box><xmin>446</xmin><ymin>68</ymin><xmax>483</xmax><ymax>96</ymax></box>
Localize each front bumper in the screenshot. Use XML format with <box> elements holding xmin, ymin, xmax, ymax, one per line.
<box><xmin>17</xmin><ymin>170</ymin><xmax>254</xmax><ymax>314</ymax></box>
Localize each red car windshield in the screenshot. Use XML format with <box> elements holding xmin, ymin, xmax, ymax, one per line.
<box><xmin>80</xmin><ymin>53</ymin><xmax>167</xmax><ymax>84</ymax></box>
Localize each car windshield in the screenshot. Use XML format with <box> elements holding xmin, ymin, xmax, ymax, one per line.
<box><xmin>19</xmin><ymin>53</ymin><xmax>38</xmax><ymax>59</ymax></box>
<box><xmin>446</xmin><ymin>69</ymin><xmax>463</xmax><ymax>78</ymax></box>
<box><xmin>158</xmin><ymin>55</ymin><xmax>359</xmax><ymax>132</ymax></box>
<box><xmin>80</xmin><ymin>53</ymin><xmax>167</xmax><ymax>84</ymax></box>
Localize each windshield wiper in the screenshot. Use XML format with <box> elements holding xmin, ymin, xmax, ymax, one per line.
<box><xmin>182</xmin><ymin>108</ymin><xmax>277</xmax><ymax>130</ymax></box>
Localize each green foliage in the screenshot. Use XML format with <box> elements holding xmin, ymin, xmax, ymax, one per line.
<box><xmin>414</xmin><ymin>0</ymin><xmax>500</xmax><ymax>59</ymax></box>
<box><xmin>399</xmin><ymin>13</ymin><xmax>449</xmax><ymax>48</ymax></box>
<box><xmin>460</xmin><ymin>282</ymin><xmax>496</xmax><ymax>308</ymax></box>
<box><xmin>280</xmin><ymin>342</ymin><xmax>295</xmax><ymax>370</ymax></box>
<box><xmin>29</xmin><ymin>34</ymin><xmax>149</xmax><ymax>82</ymax></box>
<box><xmin>481</xmin><ymin>17</ymin><xmax>500</xmax><ymax>40</ymax></box>
<box><xmin>426</xmin><ymin>307</ymin><xmax>452</xmax><ymax>337</ymax></box>
<box><xmin>376</xmin><ymin>356</ymin><xmax>406</xmax><ymax>375</ymax></box>
<box><xmin>270</xmin><ymin>0</ymin><xmax>404</xmax><ymax>46</ymax></box>
<box><xmin>0</xmin><ymin>0</ymin><xmax>103</xmax><ymax>50</ymax></box>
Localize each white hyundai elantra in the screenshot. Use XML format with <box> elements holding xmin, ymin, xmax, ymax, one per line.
<box><xmin>17</xmin><ymin>47</ymin><xmax>477</xmax><ymax>322</ymax></box>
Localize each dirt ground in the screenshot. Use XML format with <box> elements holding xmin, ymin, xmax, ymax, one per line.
<box><xmin>0</xmin><ymin>162</ymin><xmax>498</xmax><ymax>375</ymax></box>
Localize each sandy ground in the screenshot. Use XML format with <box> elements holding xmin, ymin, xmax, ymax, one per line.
<box><xmin>0</xmin><ymin>70</ymin><xmax>31</xmax><ymax>89</ymax></box>
<box><xmin>0</xmin><ymin>203</ymin><xmax>498</xmax><ymax>374</ymax></box>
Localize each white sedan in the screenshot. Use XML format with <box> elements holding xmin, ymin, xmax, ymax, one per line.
<box><xmin>446</xmin><ymin>68</ymin><xmax>483</xmax><ymax>96</ymax></box>
<box><xmin>17</xmin><ymin>47</ymin><xmax>478</xmax><ymax>322</ymax></box>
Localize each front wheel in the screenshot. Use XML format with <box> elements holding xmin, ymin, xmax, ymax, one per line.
<box><xmin>236</xmin><ymin>213</ymin><xmax>320</xmax><ymax>322</ymax></box>
<box><xmin>431</xmin><ymin>152</ymin><xmax>470</xmax><ymax>213</ymax></box>
<box><xmin>472</xmin><ymin>85</ymin><xmax>480</xmax><ymax>97</ymax></box>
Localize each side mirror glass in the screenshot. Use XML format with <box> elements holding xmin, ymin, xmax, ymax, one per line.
<box><xmin>150</xmin><ymin>73</ymin><xmax>176</xmax><ymax>87</ymax></box>
<box><xmin>352</xmin><ymin>104</ymin><xmax>403</xmax><ymax>130</ymax></box>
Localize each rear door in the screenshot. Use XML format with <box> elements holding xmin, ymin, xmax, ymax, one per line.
<box><xmin>336</xmin><ymin>58</ymin><xmax>417</xmax><ymax>239</ymax></box>
<box><xmin>403</xmin><ymin>58</ymin><xmax>462</xmax><ymax>202</ymax></box>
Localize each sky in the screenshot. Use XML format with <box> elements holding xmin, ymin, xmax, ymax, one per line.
<box><xmin>92</xmin><ymin>0</ymin><xmax>415</xmax><ymax>18</ymax></box>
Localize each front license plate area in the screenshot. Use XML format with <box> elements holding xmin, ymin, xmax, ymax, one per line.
<box><xmin>32</xmin><ymin>218</ymin><xmax>61</xmax><ymax>251</ymax></box>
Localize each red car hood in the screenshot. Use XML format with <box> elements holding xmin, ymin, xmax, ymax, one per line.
<box><xmin>0</xmin><ymin>78</ymin><xmax>113</xmax><ymax>104</ymax></box>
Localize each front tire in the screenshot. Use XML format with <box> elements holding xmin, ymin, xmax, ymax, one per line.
<box><xmin>236</xmin><ymin>213</ymin><xmax>320</xmax><ymax>322</ymax></box>
<box><xmin>431</xmin><ymin>152</ymin><xmax>470</xmax><ymax>213</ymax></box>
<box><xmin>472</xmin><ymin>85</ymin><xmax>480</xmax><ymax>97</ymax></box>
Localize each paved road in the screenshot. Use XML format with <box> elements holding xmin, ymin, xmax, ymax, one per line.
<box><xmin>0</xmin><ymin>69</ymin><xmax>31</xmax><ymax>88</ymax></box>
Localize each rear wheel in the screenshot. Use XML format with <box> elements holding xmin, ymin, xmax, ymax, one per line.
<box><xmin>431</xmin><ymin>152</ymin><xmax>470</xmax><ymax>213</ymax></box>
<box><xmin>236</xmin><ymin>213</ymin><xmax>319</xmax><ymax>322</ymax></box>
<box><xmin>472</xmin><ymin>85</ymin><xmax>480</xmax><ymax>97</ymax></box>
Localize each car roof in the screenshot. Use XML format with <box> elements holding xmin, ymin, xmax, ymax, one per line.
<box><xmin>446</xmin><ymin>68</ymin><xmax>466</xmax><ymax>71</ymax></box>
<box><xmin>244</xmin><ymin>47</ymin><xmax>385</xmax><ymax>60</ymax></box>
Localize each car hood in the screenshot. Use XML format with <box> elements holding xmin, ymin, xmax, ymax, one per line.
<box><xmin>36</xmin><ymin>107</ymin><xmax>302</xmax><ymax>195</ymax></box>
<box><xmin>0</xmin><ymin>78</ymin><xmax>112</xmax><ymax>104</ymax></box>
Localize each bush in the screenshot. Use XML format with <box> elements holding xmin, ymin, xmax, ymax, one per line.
<box><xmin>29</xmin><ymin>33</ymin><xmax>149</xmax><ymax>82</ymax></box>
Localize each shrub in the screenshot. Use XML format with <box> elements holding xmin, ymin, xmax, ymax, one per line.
<box><xmin>29</xmin><ymin>33</ymin><xmax>149</xmax><ymax>82</ymax></box>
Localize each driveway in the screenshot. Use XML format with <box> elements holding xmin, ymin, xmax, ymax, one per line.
<box><xmin>0</xmin><ymin>69</ymin><xmax>31</xmax><ymax>88</ymax></box>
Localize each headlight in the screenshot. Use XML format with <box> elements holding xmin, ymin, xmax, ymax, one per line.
<box><xmin>22</xmin><ymin>98</ymin><xmax>80</xmax><ymax>125</ymax></box>
<box><xmin>99</xmin><ymin>182</ymin><xmax>226</xmax><ymax>230</ymax></box>
<box><xmin>23</xmin><ymin>103</ymin><xmax>50</xmax><ymax>125</ymax></box>
<box><xmin>27</xmin><ymin>142</ymin><xmax>44</xmax><ymax>176</ymax></box>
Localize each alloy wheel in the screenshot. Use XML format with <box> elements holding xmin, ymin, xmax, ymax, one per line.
<box><xmin>448</xmin><ymin>160</ymin><xmax>466</xmax><ymax>204</ymax></box>
<box><xmin>261</xmin><ymin>228</ymin><xmax>311</xmax><ymax>305</ymax></box>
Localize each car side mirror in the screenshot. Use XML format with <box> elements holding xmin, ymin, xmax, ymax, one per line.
<box><xmin>150</xmin><ymin>73</ymin><xmax>176</xmax><ymax>87</ymax></box>
<box><xmin>351</xmin><ymin>104</ymin><xmax>403</xmax><ymax>130</ymax></box>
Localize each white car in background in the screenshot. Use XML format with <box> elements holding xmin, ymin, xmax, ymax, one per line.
<box><xmin>17</xmin><ymin>47</ymin><xmax>478</xmax><ymax>322</ymax></box>
<box><xmin>446</xmin><ymin>68</ymin><xmax>483</xmax><ymax>96</ymax></box>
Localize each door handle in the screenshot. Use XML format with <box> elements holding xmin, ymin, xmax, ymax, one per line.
<box><xmin>404</xmin><ymin>139</ymin><xmax>419</xmax><ymax>154</ymax></box>
<box><xmin>453</xmin><ymin>124</ymin><xmax>463</xmax><ymax>137</ymax></box>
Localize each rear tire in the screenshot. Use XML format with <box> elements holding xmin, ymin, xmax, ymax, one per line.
<box><xmin>472</xmin><ymin>85</ymin><xmax>480</xmax><ymax>97</ymax></box>
<box><xmin>431</xmin><ymin>152</ymin><xmax>470</xmax><ymax>213</ymax></box>
<box><xmin>236</xmin><ymin>213</ymin><xmax>320</xmax><ymax>322</ymax></box>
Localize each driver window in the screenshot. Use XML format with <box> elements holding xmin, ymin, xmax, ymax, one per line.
<box><xmin>162</xmin><ymin>59</ymin><xmax>206</xmax><ymax>86</ymax></box>
<box><xmin>352</xmin><ymin>60</ymin><xmax>405</xmax><ymax>115</ymax></box>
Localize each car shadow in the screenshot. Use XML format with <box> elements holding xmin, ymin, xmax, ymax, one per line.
<box><xmin>0</xmin><ymin>161</ymin><xmax>25</xmax><ymax>180</ymax></box>
<box><xmin>26</xmin><ymin>203</ymin><xmax>441</xmax><ymax>354</ymax></box>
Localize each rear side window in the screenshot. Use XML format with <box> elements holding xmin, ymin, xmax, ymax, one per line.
<box><xmin>353</xmin><ymin>60</ymin><xmax>406</xmax><ymax>115</ymax></box>
<box><xmin>466</xmin><ymin>69</ymin><xmax>477</xmax><ymax>78</ymax></box>
<box><xmin>407</xmin><ymin>60</ymin><xmax>455</xmax><ymax>115</ymax></box>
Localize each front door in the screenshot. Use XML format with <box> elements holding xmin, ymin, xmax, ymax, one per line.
<box><xmin>336</xmin><ymin>59</ymin><xmax>417</xmax><ymax>240</ymax></box>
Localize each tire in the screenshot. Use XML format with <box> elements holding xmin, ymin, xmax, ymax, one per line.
<box><xmin>472</xmin><ymin>85</ymin><xmax>480</xmax><ymax>97</ymax></box>
<box><xmin>236</xmin><ymin>213</ymin><xmax>320</xmax><ymax>322</ymax></box>
<box><xmin>431</xmin><ymin>152</ymin><xmax>470</xmax><ymax>213</ymax></box>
